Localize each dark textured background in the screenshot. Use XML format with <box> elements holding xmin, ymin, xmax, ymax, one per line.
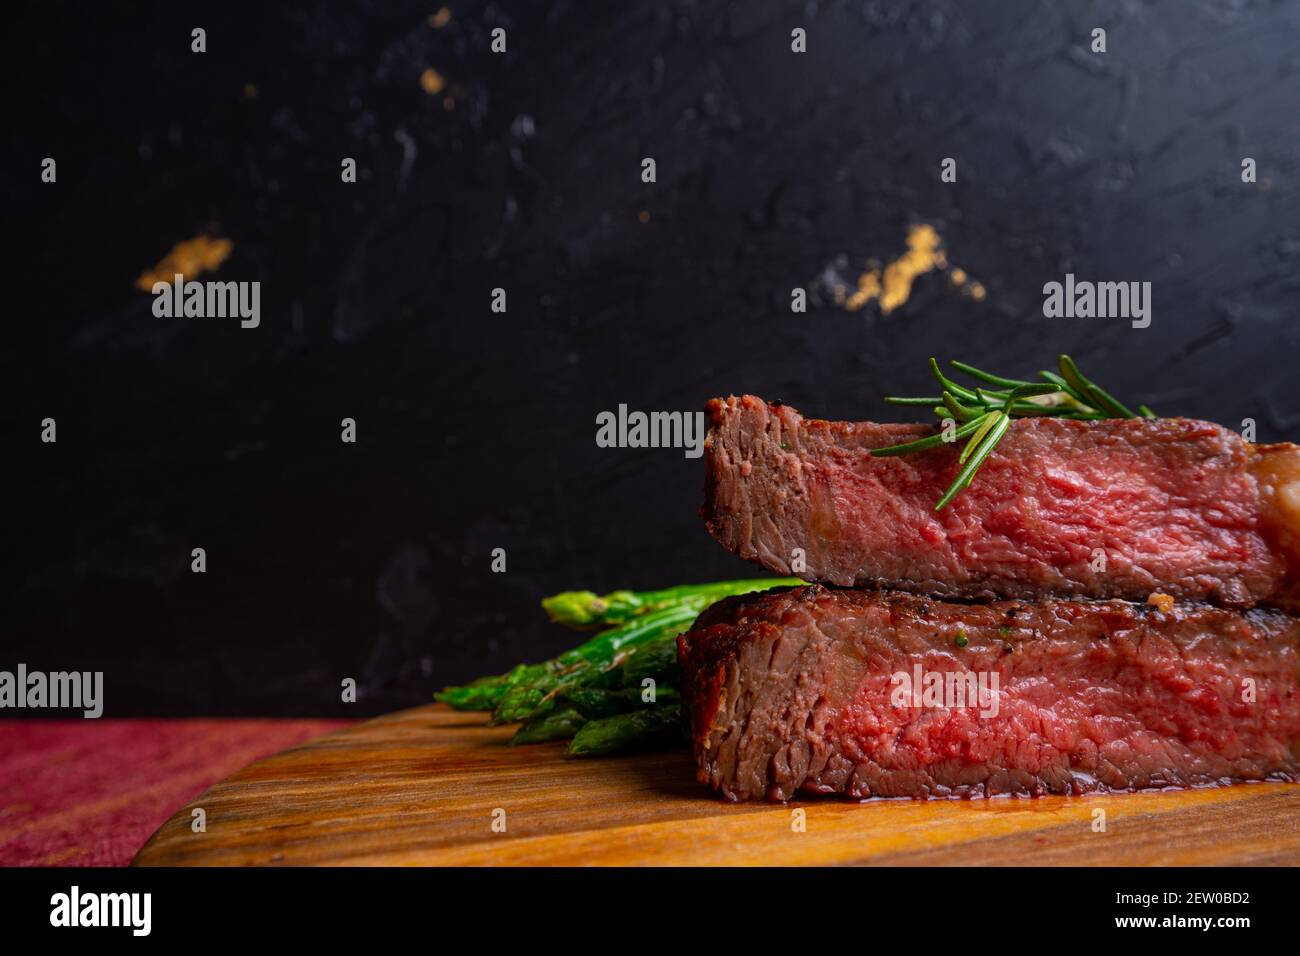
<box><xmin>7</xmin><ymin>0</ymin><xmax>1299</xmax><ymax>715</ymax></box>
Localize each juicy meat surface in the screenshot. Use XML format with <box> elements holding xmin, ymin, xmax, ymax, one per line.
<box><xmin>703</xmin><ymin>395</ymin><xmax>1300</xmax><ymax>608</ymax></box>
<box><xmin>679</xmin><ymin>586</ymin><xmax>1300</xmax><ymax>801</ymax></box>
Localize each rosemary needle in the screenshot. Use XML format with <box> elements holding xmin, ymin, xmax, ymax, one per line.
<box><xmin>871</xmin><ymin>355</ymin><xmax>1149</xmax><ymax>510</ymax></box>
<box><xmin>959</xmin><ymin>412</ymin><xmax>999</xmax><ymax>465</ymax></box>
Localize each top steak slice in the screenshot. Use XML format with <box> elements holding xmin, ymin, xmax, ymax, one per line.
<box><xmin>704</xmin><ymin>395</ymin><xmax>1300</xmax><ymax>608</ymax></box>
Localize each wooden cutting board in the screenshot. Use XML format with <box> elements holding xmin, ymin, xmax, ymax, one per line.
<box><xmin>133</xmin><ymin>704</ymin><xmax>1300</xmax><ymax>866</ymax></box>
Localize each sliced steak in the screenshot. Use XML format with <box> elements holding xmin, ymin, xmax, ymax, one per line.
<box><xmin>679</xmin><ymin>585</ymin><xmax>1300</xmax><ymax>801</ymax></box>
<box><xmin>703</xmin><ymin>395</ymin><xmax>1300</xmax><ymax>608</ymax></box>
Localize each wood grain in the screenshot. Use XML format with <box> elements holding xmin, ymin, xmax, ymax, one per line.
<box><xmin>133</xmin><ymin>704</ymin><xmax>1300</xmax><ymax>866</ymax></box>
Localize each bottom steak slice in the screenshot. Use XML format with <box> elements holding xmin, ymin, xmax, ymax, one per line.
<box><xmin>678</xmin><ymin>585</ymin><xmax>1300</xmax><ymax>801</ymax></box>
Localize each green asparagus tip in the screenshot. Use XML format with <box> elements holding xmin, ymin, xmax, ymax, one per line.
<box><xmin>541</xmin><ymin>590</ymin><xmax>621</xmax><ymax>629</ymax></box>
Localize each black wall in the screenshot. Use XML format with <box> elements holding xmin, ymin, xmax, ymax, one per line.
<box><xmin>8</xmin><ymin>0</ymin><xmax>1299</xmax><ymax>715</ymax></box>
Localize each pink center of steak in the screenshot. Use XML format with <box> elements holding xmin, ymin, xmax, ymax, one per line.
<box><xmin>838</xmin><ymin>623</ymin><xmax>1295</xmax><ymax>782</ymax></box>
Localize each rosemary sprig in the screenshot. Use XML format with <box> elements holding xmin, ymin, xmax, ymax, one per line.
<box><xmin>874</xmin><ymin>355</ymin><xmax>1151</xmax><ymax>511</ymax></box>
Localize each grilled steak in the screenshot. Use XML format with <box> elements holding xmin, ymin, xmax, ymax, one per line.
<box><xmin>679</xmin><ymin>585</ymin><xmax>1300</xmax><ymax>801</ymax></box>
<box><xmin>704</xmin><ymin>395</ymin><xmax>1300</xmax><ymax>608</ymax></box>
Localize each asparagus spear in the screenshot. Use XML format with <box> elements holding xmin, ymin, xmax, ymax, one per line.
<box><xmin>601</xmin><ymin>636</ymin><xmax>680</xmax><ymax>688</ymax></box>
<box><xmin>490</xmin><ymin>603</ymin><xmax>700</xmax><ymax>724</ymax></box>
<box><xmin>438</xmin><ymin>582</ymin><xmax>747</xmax><ymax>713</ymax></box>
<box><xmin>505</xmin><ymin>636</ymin><xmax>685</xmax><ymax>743</ymax></box>
<box><xmin>560</xmin><ymin>686</ymin><xmax>680</xmax><ymax>719</ymax></box>
<box><xmin>543</xmin><ymin>578</ymin><xmax>800</xmax><ymax>630</ymax></box>
<box><xmin>435</xmin><ymin>662</ymin><xmax>538</xmax><ymax>711</ymax></box>
<box><xmin>437</xmin><ymin>577</ymin><xmax>804</xmax><ymax>757</ymax></box>
<box><xmin>436</xmin><ymin>603</ymin><xmax>691</xmax><ymax>713</ymax></box>
<box><xmin>568</xmin><ymin>705</ymin><xmax>685</xmax><ymax>756</ymax></box>
<box><xmin>509</xmin><ymin>708</ymin><xmax>586</xmax><ymax>745</ymax></box>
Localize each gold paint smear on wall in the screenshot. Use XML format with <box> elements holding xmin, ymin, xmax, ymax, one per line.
<box><xmin>841</xmin><ymin>224</ymin><xmax>985</xmax><ymax>313</ymax></box>
<box><xmin>135</xmin><ymin>235</ymin><xmax>233</xmax><ymax>291</ymax></box>
<box><xmin>420</xmin><ymin>68</ymin><xmax>446</xmax><ymax>95</ymax></box>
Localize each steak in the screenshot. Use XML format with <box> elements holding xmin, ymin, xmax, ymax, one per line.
<box><xmin>704</xmin><ymin>395</ymin><xmax>1300</xmax><ymax>608</ymax></box>
<box><xmin>678</xmin><ymin>585</ymin><xmax>1300</xmax><ymax>801</ymax></box>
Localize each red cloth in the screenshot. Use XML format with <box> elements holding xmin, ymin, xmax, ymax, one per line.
<box><xmin>0</xmin><ymin>719</ymin><xmax>352</xmax><ymax>866</ymax></box>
